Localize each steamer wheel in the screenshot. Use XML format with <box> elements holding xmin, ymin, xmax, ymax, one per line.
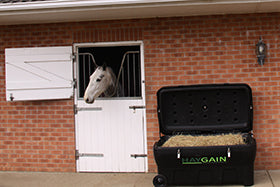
<box><xmin>153</xmin><ymin>174</ymin><xmax>167</xmax><ymax>187</ymax></box>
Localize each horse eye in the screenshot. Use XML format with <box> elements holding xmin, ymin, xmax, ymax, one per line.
<box><xmin>96</xmin><ymin>78</ymin><xmax>101</xmax><ymax>82</ymax></box>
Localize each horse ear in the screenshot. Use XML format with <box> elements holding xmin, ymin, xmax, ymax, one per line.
<box><xmin>102</xmin><ymin>63</ymin><xmax>107</xmax><ymax>71</ymax></box>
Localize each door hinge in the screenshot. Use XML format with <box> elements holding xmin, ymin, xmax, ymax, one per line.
<box><xmin>74</xmin><ymin>106</ymin><xmax>103</xmax><ymax>114</ymax></box>
<box><xmin>75</xmin><ymin>150</ymin><xmax>79</xmax><ymax>160</ymax></box>
<box><xmin>76</xmin><ymin>150</ymin><xmax>104</xmax><ymax>160</ymax></box>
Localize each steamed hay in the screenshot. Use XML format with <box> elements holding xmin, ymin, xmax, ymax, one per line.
<box><xmin>162</xmin><ymin>133</ymin><xmax>246</xmax><ymax>147</ymax></box>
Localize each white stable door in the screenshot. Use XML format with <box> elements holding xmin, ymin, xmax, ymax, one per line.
<box><xmin>75</xmin><ymin>42</ymin><xmax>147</xmax><ymax>172</ymax></box>
<box><xmin>76</xmin><ymin>99</ymin><xmax>146</xmax><ymax>172</ymax></box>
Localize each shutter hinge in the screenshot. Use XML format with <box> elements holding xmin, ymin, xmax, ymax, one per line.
<box><xmin>9</xmin><ymin>93</ymin><xmax>14</xmax><ymax>101</ymax></box>
<box><xmin>74</xmin><ymin>104</ymin><xmax>78</xmax><ymax>115</ymax></box>
<box><xmin>72</xmin><ymin>79</ymin><xmax>77</xmax><ymax>89</ymax></box>
<box><xmin>72</xmin><ymin>53</ymin><xmax>77</xmax><ymax>62</ymax></box>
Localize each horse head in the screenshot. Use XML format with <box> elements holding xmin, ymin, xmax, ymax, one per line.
<box><xmin>84</xmin><ymin>64</ymin><xmax>117</xmax><ymax>104</ymax></box>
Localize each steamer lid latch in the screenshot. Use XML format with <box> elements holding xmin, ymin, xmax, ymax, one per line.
<box><xmin>250</xmin><ymin>130</ymin><xmax>254</xmax><ymax>138</ymax></box>
<box><xmin>177</xmin><ymin>149</ymin><xmax>181</xmax><ymax>159</ymax></box>
<box><xmin>227</xmin><ymin>147</ymin><xmax>231</xmax><ymax>158</ymax></box>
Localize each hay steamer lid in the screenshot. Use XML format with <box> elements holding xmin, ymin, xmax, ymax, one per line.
<box><xmin>157</xmin><ymin>83</ymin><xmax>253</xmax><ymax>136</ymax></box>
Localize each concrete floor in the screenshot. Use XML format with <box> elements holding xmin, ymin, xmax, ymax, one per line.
<box><xmin>0</xmin><ymin>170</ymin><xmax>278</xmax><ymax>187</ymax></box>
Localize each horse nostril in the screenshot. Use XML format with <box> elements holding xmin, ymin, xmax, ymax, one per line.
<box><xmin>85</xmin><ymin>98</ymin><xmax>89</xmax><ymax>103</ymax></box>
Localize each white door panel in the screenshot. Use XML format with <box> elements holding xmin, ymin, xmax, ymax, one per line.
<box><xmin>75</xmin><ymin>41</ymin><xmax>147</xmax><ymax>172</ymax></box>
<box><xmin>76</xmin><ymin>99</ymin><xmax>146</xmax><ymax>172</ymax></box>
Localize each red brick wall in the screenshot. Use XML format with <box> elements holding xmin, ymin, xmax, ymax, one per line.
<box><xmin>0</xmin><ymin>24</ymin><xmax>76</xmax><ymax>172</ymax></box>
<box><xmin>0</xmin><ymin>13</ymin><xmax>280</xmax><ymax>172</ymax></box>
<box><xmin>144</xmin><ymin>14</ymin><xmax>280</xmax><ymax>171</ymax></box>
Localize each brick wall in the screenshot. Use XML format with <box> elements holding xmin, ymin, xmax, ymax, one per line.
<box><xmin>0</xmin><ymin>24</ymin><xmax>76</xmax><ymax>172</ymax></box>
<box><xmin>0</xmin><ymin>13</ymin><xmax>280</xmax><ymax>172</ymax></box>
<box><xmin>144</xmin><ymin>14</ymin><xmax>280</xmax><ymax>171</ymax></box>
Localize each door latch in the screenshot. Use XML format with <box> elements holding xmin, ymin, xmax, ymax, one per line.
<box><xmin>130</xmin><ymin>154</ymin><xmax>147</xmax><ymax>158</ymax></box>
<box><xmin>129</xmin><ymin>105</ymin><xmax>145</xmax><ymax>113</ymax></box>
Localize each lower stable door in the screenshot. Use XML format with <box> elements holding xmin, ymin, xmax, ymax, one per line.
<box><xmin>76</xmin><ymin>99</ymin><xmax>147</xmax><ymax>172</ymax></box>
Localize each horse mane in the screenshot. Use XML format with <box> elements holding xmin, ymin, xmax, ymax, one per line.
<box><xmin>103</xmin><ymin>67</ymin><xmax>123</xmax><ymax>97</ymax></box>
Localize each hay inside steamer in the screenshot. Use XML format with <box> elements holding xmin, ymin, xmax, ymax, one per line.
<box><xmin>162</xmin><ymin>133</ymin><xmax>245</xmax><ymax>147</ymax></box>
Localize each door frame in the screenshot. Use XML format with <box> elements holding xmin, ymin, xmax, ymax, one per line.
<box><xmin>73</xmin><ymin>41</ymin><xmax>147</xmax><ymax>172</ymax></box>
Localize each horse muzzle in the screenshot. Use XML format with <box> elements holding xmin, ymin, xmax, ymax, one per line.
<box><xmin>85</xmin><ymin>98</ymin><xmax>94</xmax><ymax>104</ymax></box>
<box><xmin>84</xmin><ymin>96</ymin><xmax>95</xmax><ymax>104</ymax></box>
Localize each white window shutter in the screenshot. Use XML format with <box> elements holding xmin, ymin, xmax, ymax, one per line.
<box><xmin>5</xmin><ymin>46</ymin><xmax>73</xmax><ymax>101</ymax></box>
